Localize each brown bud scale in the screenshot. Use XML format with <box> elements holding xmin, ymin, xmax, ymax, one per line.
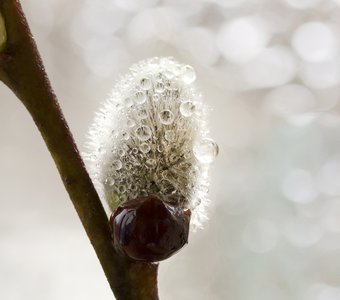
<box><xmin>110</xmin><ymin>195</ymin><xmax>191</xmax><ymax>262</ymax></box>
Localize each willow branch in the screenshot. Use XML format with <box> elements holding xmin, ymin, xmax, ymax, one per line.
<box><xmin>0</xmin><ymin>1</ymin><xmax>158</xmax><ymax>299</ymax></box>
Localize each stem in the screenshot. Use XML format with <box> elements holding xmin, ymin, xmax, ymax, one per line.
<box><xmin>0</xmin><ymin>1</ymin><xmax>159</xmax><ymax>299</ymax></box>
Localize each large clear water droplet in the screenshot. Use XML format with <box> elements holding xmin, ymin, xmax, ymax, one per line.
<box><xmin>193</xmin><ymin>138</ymin><xmax>219</xmax><ymax>164</ymax></box>
<box><xmin>135</xmin><ymin>91</ymin><xmax>146</xmax><ymax>104</ymax></box>
<box><xmin>180</xmin><ymin>101</ymin><xmax>195</xmax><ymax>117</ymax></box>
<box><xmin>140</xmin><ymin>77</ymin><xmax>152</xmax><ymax>90</ymax></box>
<box><xmin>181</xmin><ymin>65</ymin><xmax>196</xmax><ymax>84</ymax></box>
<box><xmin>135</xmin><ymin>125</ymin><xmax>152</xmax><ymax>141</ymax></box>
<box><xmin>159</xmin><ymin>110</ymin><xmax>174</xmax><ymax>125</ymax></box>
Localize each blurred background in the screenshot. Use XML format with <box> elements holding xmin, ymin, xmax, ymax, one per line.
<box><xmin>1</xmin><ymin>0</ymin><xmax>340</xmax><ymax>299</ymax></box>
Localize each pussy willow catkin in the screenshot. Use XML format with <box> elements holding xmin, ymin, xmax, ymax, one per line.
<box><xmin>84</xmin><ymin>57</ymin><xmax>218</xmax><ymax>230</ymax></box>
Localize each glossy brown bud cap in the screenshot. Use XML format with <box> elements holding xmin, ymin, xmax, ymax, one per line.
<box><xmin>110</xmin><ymin>195</ymin><xmax>191</xmax><ymax>262</ymax></box>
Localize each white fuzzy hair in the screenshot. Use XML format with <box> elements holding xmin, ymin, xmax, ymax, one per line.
<box><xmin>84</xmin><ymin>57</ymin><xmax>218</xmax><ymax>229</ymax></box>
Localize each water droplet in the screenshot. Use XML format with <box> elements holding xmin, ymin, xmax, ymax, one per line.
<box><xmin>157</xmin><ymin>145</ymin><xmax>163</xmax><ymax>153</ymax></box>
<box><xmin>130</xmin><ymin>184</ymin><xmax>138</xmax><ymax>192</ymax></box>
<box><xmin>152</xmin><ymin>94</ymin><xmax>160</xmax><ymax>102</ymax></box>
<box><xmin>180</xmin><ymin>101</ymin><xmax>195</xmax><ymax>117</ymax></box>
<box><xmin>126</xmin><ymin>163</ymin><xmax>133</xmax><ymax>170</ymax></box>
<box><xmin>135</xmin><ymin>126</ymin><xmax>152</xmax><ymax>141</ymax></box>
<box><xmin>135</xmin><ymin>91</ymin><xmax>146</xmax><ymax>104</ymax></box>
<box><xmin>159</xmin><ymin>110</ymin><xmax>174</xmax><ymax>125</ymax></box>
<box><xmin>104</xmin><ymin>178</ymin><xmax>115</xmax><ymax>186</ymax></box>
<box><xmin>164</xmin><ymin>80</ymin><xmax>172</xmax><ymax>88</ymax></box>
<box><xmin>122</xmin><ymin>132</ymin><xmax>130</xmax><ymax>140</ymax></box>
<box><xmin>164</xmin><ymin>130</ymin><xmax>176</xmax><ymax>142</ymax></box>
<box><xmin>161</xmin><ymin>180</ymin><xmax>177</xmax><ymax>195</ymax></box>
<box><xmin>131</xmin><ymin>192</ymin><xmax>139</xmax><ymax>199</ymax></box>
<box><xmin>155</xmin><ymin>72</ymin><xmax>164</xmax><ymax>81</ymax></box>
<box><xmin>193</xmin><ymin>138</ymin><xmax>219</xmax><ymax>164</ymax></box>
<box><xmin>140</xmin><ymin>143</ymin><xmax>151</xmax><ymax>153</ymax></box>
<box><xmin>172</xmin><ymin>89</ymin><xmax>180</xmax><ymax>99</ymax></box>
<box><xmin>164</xmin><ymin>70</ymin><xmax>174</xmax><ymax>79</ymax></box>
<box><xmin>118</xmin><ymin>149</ymin><xmax>125</xmax><ymax>157</ymax></box>
<box><xmin>112</xmin><ymin>160</ymin><xmax>123</xmax><ymax>170</ymax></box>
<box><xmin>127</xmin><ymin>119</ymin><xmax>135</xmax><ymax>127</ymax></box>
<box><xmin>133</xmin><ymin>159</ymin><xmax>141</xmax><ymax>166</ymax></box>
<box><xmin>118</xmin><ymin>185</ymin><xmax>126</xmax><ymax>193</ymax></box>
<box><xmin>132</xmin><ymin>147</ymin><xmax>139</xmax><ymax>154</ymax></box>
<box><xmin>146</xmin><ymin>159</ymin><xmax>156</xmax><ymax>169</ymax></box>
<box><xmin>169</xmin><ymin>153</ymin><xmax>178</xmax><ymax>163</ymax></box>
<box><xmin>124</xmin><ymin>97</ymin><xmax>133</xmax><ymax>107</ymax></box>
<box><xmin>137</xmin><ymin>109</ymin><xmax>148</xmax><ymax>119</ymax></box>
<box><xmin>140</xmin><ymin>77</ymin><xmax>152</xmax><ymax>90</ymax></box>
<box><xmin>173</xmin><ymin>65</ymin><xmax>182</xmax><ymax>76</ymax></box>
<box><xmin>155</xmin><ymin>82</ymin><xmax>165</xmax><ymax>93</ymax></box>
<box><xmin>110</xmin><ymin>130</ymin><xmax>118</xmax><ymax>138</ymax></box>
<box><xmin>181</xmin><ymin>65</ymin><xmax>196</xmax><ymax>84</ymax></box>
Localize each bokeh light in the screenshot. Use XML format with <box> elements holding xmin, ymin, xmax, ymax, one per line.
<box><xmin>292</xmin><ymin>22</ymin><xmax>338</xmax><ymax>62</ymax></box>
<box><xmin>283</xmin><ymin>0</ymin><xmax>324</xmax><ymax>9</ymax></box>
<box><xmin>217</xmin><ymin>17</ymin><xmax>270</xmax><ymax>63</ymax></box>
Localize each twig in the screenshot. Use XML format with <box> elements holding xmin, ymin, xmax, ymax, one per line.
<box><xmin>0</xmin><ymin>1</ymin><xmax>159</xmax><ymax>299</ymax></box>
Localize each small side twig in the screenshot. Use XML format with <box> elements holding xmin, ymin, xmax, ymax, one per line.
<box><xmin>0</xmin><ymin>1</ymin><xmax>158</xmax><ymax>299</ymax></box>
